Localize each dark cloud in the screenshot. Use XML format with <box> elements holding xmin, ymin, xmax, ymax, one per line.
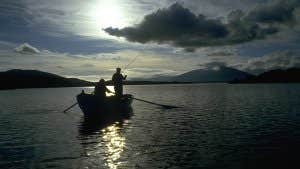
<box><xmin>226</xmin><ymin>10</ymin><xmax>278</xmax><ymax>44</ymax></box>
<box><xmin>14</xmin><ymin>43</ymin><xmax>40</xmax><ymax>54</ymax></box>
<box><xmin>104</xmin><ymin>3</ymin><xmax>228</xmax><ymax>49</ymax></box>
<box><xmin>0</xmin><ymin>0</ymin><xmax>28</xmax><ymax>23</ymax></box>
<box><xmin>104</xmin><ymin>1</ymin><xmax>299</xmax><ymax>51</ymax></box>
<box><xmin>245</xmin><ymin>0</ymin><xmax>300</xmax><ymax>24</ymax></box>
<box><xmin>207</xmin><ymin>51</ymin><xmax>234</xmax><ymax>57</ymax></box>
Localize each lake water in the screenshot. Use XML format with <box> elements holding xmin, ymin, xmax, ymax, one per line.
<box><xmin>0</xmin><ymin>84</ymin><xmax>300</xmax><ymax>169</ymax></box>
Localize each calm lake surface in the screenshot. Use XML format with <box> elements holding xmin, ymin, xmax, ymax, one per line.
<box><xmin>0</xmin><ymin>84</ymin><xmax>300</xmax><ymax>169</ymax></box>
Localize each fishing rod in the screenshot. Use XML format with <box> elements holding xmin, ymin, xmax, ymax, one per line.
<box><xmin>122</xmin><ymin>54</ymin><xmax>139</xmax><ymax>72</ymax></box>
<box><xmin>121</xmin><ymin>45</ymin><xmax>147</xmax><ymax>72</ymax></box>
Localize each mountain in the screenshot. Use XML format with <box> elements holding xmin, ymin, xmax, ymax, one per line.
<box><xmin>232</xmin><ymin>68</ymin><xmax>300</xmax><ymax>83</ymax></box>
<box><xmin>0</xmin><ymin>69</ymin><xmax>94</xmax><ymax>90</ymax></box>
<box><xmin>173</xmin><ymin>66</ymin><xmax>252</xmax><ymax>82</ymax></box>
<box><xmin>138</xmin><ymin>66</ymin><xmax>252</xmax><ymax>82</ymax></box>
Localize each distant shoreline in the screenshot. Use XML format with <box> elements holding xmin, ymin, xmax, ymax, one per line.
<box><xmin>1</xmin><ymin>68</ymin><xmax>299</xmax><ymax>91</ymax></box>
<box><xmin>0</xmin><ymin>81</ymin><xmax>198</xmax><ymax>91</ymax></box>
<box><xmin>2</xmin><ymin>81</ymin><xmax>300</xmax><ymax>91</ymax></box>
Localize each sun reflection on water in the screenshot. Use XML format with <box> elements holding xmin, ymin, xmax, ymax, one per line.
<box><xmin>82</xmin><ymin>86</ymin><xmax>115</xmax><ymax>96</ymax></box>
<box><xmin>100</xmin><ymin>122</ymin><xmax>125</xmax><ymax>169</ymax></box>
<box><xmin>79</xmin><ymin>118</ymin><xmax>132</xmax><ymax>169</ymax></box>
<box><xmin>106</xmin><ymin>86</ymin><xmax>115</xmax><ymax>97</ymax></box>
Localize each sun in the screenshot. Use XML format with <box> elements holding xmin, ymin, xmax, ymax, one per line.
<box><xmin>90</xmin><ymin>0</ymin><xmax>126</xmax><ymax>29</ymax></box>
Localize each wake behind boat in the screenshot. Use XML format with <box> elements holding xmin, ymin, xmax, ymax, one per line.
<box><xmin>77</xmin><ymin>90</ymin><xmax>133</xmax><ymax>119</ymax></box>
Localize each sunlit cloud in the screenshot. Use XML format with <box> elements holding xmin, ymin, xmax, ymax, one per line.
<box><xmin>15</xmin><ymin>43</ymin><xmax>40</xmax><ymax>54</ymax></box>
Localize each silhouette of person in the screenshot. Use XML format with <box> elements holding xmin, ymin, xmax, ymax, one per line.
<box><xmin>94</xmin><ymin>79</ymin><xmax>111</xmax><ymax>98</ymax></box>
<box><xmin>112</xmin><ymin>68</ymin><xmax>127</xmax><ymax>97</ymax></box>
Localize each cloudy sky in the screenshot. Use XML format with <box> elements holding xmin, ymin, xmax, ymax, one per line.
<box><xmin>1</xmin><ymin>0</ymin><xmax>300</xmax><ymax>81</ymax></box>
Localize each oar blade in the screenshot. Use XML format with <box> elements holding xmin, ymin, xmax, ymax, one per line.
<box><xmin>63</xmin><ymin>102</ymin><xmax>78</xmax><ymax>113</ymax></box>
<box><xmin>161</xmin><ymin>105</ymin><xmax>180</xmax><ymax>109</ymax></box>
<box><xmin>133</xmin><ymin>97</ymin><xmax>180</xmax><ymax>109</ymax></box>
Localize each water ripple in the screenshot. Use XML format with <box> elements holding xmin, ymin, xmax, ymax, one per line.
<box><xmin>0</xmin><ymin>84</ymin><xmax>300</xmax><ymax>169</ymax></box>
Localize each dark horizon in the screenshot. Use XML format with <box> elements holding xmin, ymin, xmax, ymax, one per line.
<box><xmin>1</xmin><ymin>67</ymin><xmax>300</xmax><ymax>91</ymax></box>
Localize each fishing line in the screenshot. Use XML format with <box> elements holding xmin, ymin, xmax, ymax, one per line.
<box><xmin>123</xmin><ymin>54</ymin><xmax>139</xmax><ymax>71</ymax></box>
<box><xmin>116</xmin><ymin>55</ymin><xmax>121</xmax><ymax>69</ymax></box>
<box><xmin>121</xmin><ymin>46</ymin><xmax>146</xmax><ymax>74</ymax></box>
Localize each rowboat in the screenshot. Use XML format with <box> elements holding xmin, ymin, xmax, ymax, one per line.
<box><xmin>76</xmin><ymin>90</ymin><xmax>133</xmax><ymax>119</ymax></box>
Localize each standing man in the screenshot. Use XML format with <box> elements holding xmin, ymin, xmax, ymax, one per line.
<box><xmin>112</xmin><ymin>68</ymin><xmax>127</xmax><ymax>97</ymax></box>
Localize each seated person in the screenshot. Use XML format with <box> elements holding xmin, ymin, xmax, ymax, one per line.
<box><xmin>94</xmin><ymin>79</ymin><xmax>111</xmax><ymax>98</ymax></box>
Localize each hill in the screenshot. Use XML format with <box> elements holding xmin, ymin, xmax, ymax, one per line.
<box><xmin>173</xmin><ymin>66</ymin><xmax>252</xmax><ymax>82</ymax></box>
<box><xmin>0</xmin><ymin>69</ymin><xmax>94</xmax><ymax>90</ymax></box>
<box><xmin>137</xmin><ymin>66</ymin><xmax>252</xmax><ymax>82</ymax></box>
<box><xmin>232</xmin><ymin>68</ymin><xmax>300</xmax><ymax>83</ymax></box>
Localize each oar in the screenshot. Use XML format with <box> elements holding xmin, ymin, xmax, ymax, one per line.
<box><xmin>63</xmin><ymin>102</ymin><xmax>78</xmax><ymax>113</ymax></box>
<box><xmin>132</xmin><ymin>97</ymin><xmax>180</xmax><ymax>109</ymax></box>
<box><xmin>111</xmin><ymin>91</ymin><xmax>179</xmax><ymax>109</ymax></box>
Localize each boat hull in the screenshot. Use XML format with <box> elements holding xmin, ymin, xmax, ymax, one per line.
<box><xmin>77</xmin><ymin>93</ymin><xmax>133</xmax><ymax>119</ymax></box>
